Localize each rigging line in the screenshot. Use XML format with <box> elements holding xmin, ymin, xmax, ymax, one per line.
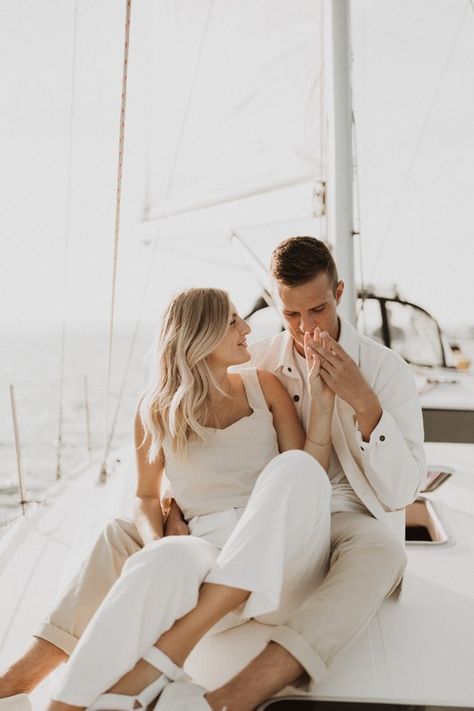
<box><xmin>104</xmin><ymin>237</ymin><xmax>163</xmax><ymax>461</ymax></box>
<box><xmin>352</xmin><ymin>112</ymin><xmax>366</xmax><ymax>321</ymax></box>
<box><xmin>160</xmin><ymin>0</ymin><xmax>215</xmax><ymax>212</ymax></box>
<box><xmin>319</xmin><ymin>0</ymin><xmax>328</xmax><ymax>239</ymax></box>
<box><xmin>366</xmin><ymin>0</ymin><xmax>470</xmax><ymax>285</ymax></box>
<box><xmin>9</xmin><ymin>385</ymin><xmax>27</xmax><ymax>516</ymax></box>
<box><xmin>100</xmin><ymin>0</ymin><xmax>132</xmax><ymax>481</ymax></box>
<box><xmin>103</xmin><ymin>3</ymin><xmax>215</xmax><ymax>458</ymax></box>
<box><xmin>56</xmin><ymin>0</ymin><xmax>79</xmax><ymax>481</ymax></box>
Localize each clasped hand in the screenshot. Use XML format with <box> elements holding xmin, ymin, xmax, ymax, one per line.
<box><xmin>304</xmin><ymin>327</ymin><xmax>371</xmax><ymax>412</ymax></box>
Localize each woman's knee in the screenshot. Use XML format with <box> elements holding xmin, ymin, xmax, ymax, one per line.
<box><xmin>263</xmin><ymin>450</ymin><xmax>331</xmax><ymax>499</ymax></box>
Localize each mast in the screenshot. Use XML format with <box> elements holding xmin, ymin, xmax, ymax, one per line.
<box><xmin>326</xmin><ymin>0</ymin><xmax>356</xmax><ymax>325</ymax></box>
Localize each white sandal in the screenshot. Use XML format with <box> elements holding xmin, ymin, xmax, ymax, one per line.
<box><xmin>87</xmin><ymin>646</ymin><xmax>186</xmax><ymax>710</ymax></box>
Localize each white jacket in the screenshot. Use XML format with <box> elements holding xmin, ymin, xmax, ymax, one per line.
<box><xmin>248</xmin><ymin>318</ymin><xmax>426</xmax><ymax>540</ymax></box>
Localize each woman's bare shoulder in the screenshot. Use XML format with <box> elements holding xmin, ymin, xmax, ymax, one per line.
<box><xmin>256</xmin><ymin>369</ymin><xmax>290</xmax><ymax>407</ymax></box>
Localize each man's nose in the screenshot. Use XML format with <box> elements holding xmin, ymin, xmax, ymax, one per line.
<box><xmin>300</xmin><ymin>314</ymin><xmax>317</xmax><ymax>334</ymax></box>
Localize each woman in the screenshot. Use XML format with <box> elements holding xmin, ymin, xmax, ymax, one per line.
<box><xmin>48</xmin><ymin>287</ymin><xmax>334</xmax><ymax>711</ymax></box>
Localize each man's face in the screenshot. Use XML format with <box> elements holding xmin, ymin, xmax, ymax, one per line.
<box><xmin>275</xmin><ymin>272</ymin><xmax>344</xmax><ymax>356</ymax></box>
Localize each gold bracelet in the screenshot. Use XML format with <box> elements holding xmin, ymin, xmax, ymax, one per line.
<box><xmin>306</xmin><ymin>436</ymin><xmax>331</xmax><ymax>447</ymax></box>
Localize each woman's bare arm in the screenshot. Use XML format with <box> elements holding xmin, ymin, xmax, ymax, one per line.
<box><xmin>258</xmin><ymin>365</ymin><xmax>333</xmax><ymax>470</ymax></box>
<box><xmin>133</xmin><ymin>412</ymin><xmax>165</xmax><ymax>544</ymax></box>
<box><xmin>258</xmin><ymin>370</ymin><xmax>305</xmax><ymax>452</ymax></box>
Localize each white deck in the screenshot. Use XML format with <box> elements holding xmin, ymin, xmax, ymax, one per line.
<box><xmin>1</xmin><ymin>443</ymin><xmax>474</xmax><ymax>708</ymax></box>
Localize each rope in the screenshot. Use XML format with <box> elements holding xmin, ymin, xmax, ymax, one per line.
<box><xmin>104</xmin><ymin>1</ymin><xmax>325</xmax><ymax>454</ymax></box>
<box><xmin>55</xmin><ymin>0</ymin><xmax>79</xmax><ymax>481</ymax></box>
<box><xmin>319</xmin><ymin>0</ymin><xmax>328</xmax><ymax>238</ymax></box>
<box><xmin>367</xmin><ymin>0</ymin><xmax>471</xmax><ymax>285</ymax></box>
<box><xmin>9</xmin><ymin>385</ymin><xmax>27</xmax><ymax>515</ymax></box>
<box><xmin>352</xmin><ymin>106</ymin><xmax>368</xmax><ymax>322</ymax></box>
<box><xmin>100</xmin><ymin>0</ymin><xmax>132</xmax><ymax>481</ymax></box>
<box><xmin>102</xmin><ymin>1</ymin><xmax>216</xmax><ymax>458</ymax></box>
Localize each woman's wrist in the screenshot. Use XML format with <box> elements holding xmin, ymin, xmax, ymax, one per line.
<box><xmin>306</xmin><ymin>435</ymin><xmax>331</xmax><ymax>447</ymax></box>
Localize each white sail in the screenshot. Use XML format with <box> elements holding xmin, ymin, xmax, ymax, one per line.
<box><xmin>130</xmin><ymin>0</ymin><xmax>324</xmax><ymax>238</ymax></box>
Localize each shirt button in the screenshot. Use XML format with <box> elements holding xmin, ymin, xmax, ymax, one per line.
<box><xmin>288</xmin><ymin>367</ymin><xmax>292</xmax><ymax>372</ymax></box>
<box><xmin>360</xmin><ymin>446</ymin><xmax>364</xmax><ymax>451</ymax></box>
<box><xmin>379</xmin><ymin>435</ymin><xmax>386</xmax><ymax>442</ymax></box>
<box><xmin>293</xmin><ymin>395</ymin><xmax>300</xmax><ymax>402</ymax></box>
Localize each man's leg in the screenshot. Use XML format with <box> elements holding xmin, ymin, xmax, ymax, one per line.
<box><xmin>207</xmin><ymin>512</ymin><xmax>407</xmax><ymax>710</ymax></box>
<box><xmin>0</xmin><ymin>518</ymin><xmax>142</xmax><ymax>698</ymax></box>
<box><xmin>206</xmin><ymin>642</ymin><xmax>304</xmax><ymax>711</ymax></box>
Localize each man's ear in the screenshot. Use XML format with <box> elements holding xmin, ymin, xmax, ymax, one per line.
<box><xmin>335</xmin><ymin>280</ymin><xmax>344</xmax><ymax>305</ymax></box>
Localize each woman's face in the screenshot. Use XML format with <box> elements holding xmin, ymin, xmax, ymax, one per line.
<box><xmin>207</xmin><ymin>303</ymin><xmax>251</xmax><ymax>369</ymax></box>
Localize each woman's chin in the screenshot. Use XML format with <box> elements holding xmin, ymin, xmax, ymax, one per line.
<box><xmin>233</xmin><ymin>349</ymin><xmax>251</xmax><ymax>366</ymax></box>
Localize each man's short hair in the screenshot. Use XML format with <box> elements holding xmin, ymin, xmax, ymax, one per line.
<box><xmin>270</xmin><ymin>236</ymin><xmax>339</xmax><ymax>290</ymax></box>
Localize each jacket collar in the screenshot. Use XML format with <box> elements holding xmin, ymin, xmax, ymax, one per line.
<box><xmin>337</xmin><ymin>317</ymin><xmax>361</xmax><ymax>365</ymax></box>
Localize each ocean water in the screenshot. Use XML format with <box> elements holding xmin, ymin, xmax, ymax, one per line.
<box><xmin>0</xmin><ymin>326</ymin><xmax>154</xmax><ymax>528</ymax></box>
<box><xmin>1</xmin><ymin>327</ymin><xmax>473</xmax><ymax>531</ymax></box>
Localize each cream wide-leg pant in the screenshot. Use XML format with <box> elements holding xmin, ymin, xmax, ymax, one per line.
<box><xmin>36</xmin><ymin>452</ymin><xmax>407</xmax><ymax>695</ymax></box>
<box><xmin>52</xmin><ymin>450</ymin><xmax>331</xmax><ymax>706</ymax></box>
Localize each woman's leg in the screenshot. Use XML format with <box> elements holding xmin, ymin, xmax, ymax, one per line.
<box><xmin>96</xmin><ymin>451</ymin><xmax>331</xmax><ymax>707</ymax></box>
<box><xmin>52</xmin><ymin>451</ymin><xmax>330</xmax><ymax>711</ymax></box>
<box><xmin>106</xmin><ymin>582</ymin><xmax>249</xmax><ymax>698</ymax></box>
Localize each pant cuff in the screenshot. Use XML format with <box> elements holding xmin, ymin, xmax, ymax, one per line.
<box><xmin>34</xmin><ymin>622</ymin><xmax>78</xmax><ymax>655</ymax></box>
<box><xmin>267</xmin><ymin>625</ymin><xmax>328</xmax><ymax>688</ymax></box>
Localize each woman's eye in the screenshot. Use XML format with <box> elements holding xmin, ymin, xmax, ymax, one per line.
<box><xmin>229</xmin><ymin>319</ymin><xmax>236</xmax><ymax>326</ymax></box>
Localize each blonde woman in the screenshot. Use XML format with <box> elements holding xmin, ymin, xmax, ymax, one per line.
<box><xmin>47</xmin><ymin>288</ymin><xmax>334</xmax><ymax>711</ymax></box>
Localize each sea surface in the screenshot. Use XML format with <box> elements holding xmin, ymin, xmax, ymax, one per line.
<box><xmin>0</xmin><ymin>326</ymin><xmax>154</xmax><ymax>528</ymax></box>
<box><xmin>1</xmin><ymin>327</ymin><xmax>473</xmax><ymax>530</ymax></box>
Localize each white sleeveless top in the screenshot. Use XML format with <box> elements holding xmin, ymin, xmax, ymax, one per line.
<box><xmin>162</xmin><ymin>368</ymin><xmax>279</xmax><ymax>521</ymax></box>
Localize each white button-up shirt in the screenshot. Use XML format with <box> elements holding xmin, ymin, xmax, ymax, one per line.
<box><xmin>248</xmin><ymin>317</ymin><xmax>426</xmax><ymax>540</ymax></box>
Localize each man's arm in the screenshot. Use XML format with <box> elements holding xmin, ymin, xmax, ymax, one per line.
<box><xmin>308</xmin><ymin>332</ymin><xmax>425</xmax><ymax>510</ymax></box>
<box><xmin>354</xmin><ymin>361</ymin><xmax>426</xmax><ymax>510</ymax></box>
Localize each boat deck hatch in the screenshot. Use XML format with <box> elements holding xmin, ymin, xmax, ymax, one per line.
<box><xmin>405</xmin><ymin>498</ymin><xmax>449</xmax><ymax>545</ymax></box>
<box><xmin>257</xmin><ymin>699</ymin><xmax>466</xmax><ymax>710</ymax></box>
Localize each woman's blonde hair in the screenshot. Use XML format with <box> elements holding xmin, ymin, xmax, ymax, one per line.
<box><xmin>140</xmin><ymin>288</ymin><xmax>231</xmax><ymax>461</ymax></box>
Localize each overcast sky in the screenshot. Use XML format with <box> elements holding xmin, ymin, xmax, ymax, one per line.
<box><xmin>1</xmin><ymin>0</ymin><xmax>473</xmax><ymax>335</ymax></box>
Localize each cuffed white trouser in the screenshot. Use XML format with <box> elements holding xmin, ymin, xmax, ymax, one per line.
<box><xmin>53</xmin><ymin>450</ymin><xmax>331</xmax><ymax>706</ymax></box>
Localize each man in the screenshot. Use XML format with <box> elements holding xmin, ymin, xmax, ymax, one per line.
<box><xmin>0</xmin><ymin>237</ymin><xmax>425</xmax><ymax>711</ymax></box>
<box><xmin>158</xmin><ymin>237</ymin><xmax>425</xmax><ymax>709</ymax></box>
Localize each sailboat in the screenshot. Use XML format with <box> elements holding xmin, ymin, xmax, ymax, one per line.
<box><xmin>1</xmin><ymin>1</ymin><xmax>474</xmax><ymax>709</ymax></box>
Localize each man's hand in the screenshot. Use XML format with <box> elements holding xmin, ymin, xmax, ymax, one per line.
<box><xmin>164</xmin><ymin>499</ymin><xmax>189</xmax><ymax>537</ymax></box>
<box><xmin>305</xmin><ymin>330</ymin><xmax>382</xmax><ymax>440</ymax></box>
<box><xmin>304</xmin><ymin>328</ymin><xmax>335</xmax><ymax>414</ymax></box>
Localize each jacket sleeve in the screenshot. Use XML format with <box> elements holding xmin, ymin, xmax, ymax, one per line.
<box><xmin>355</xmin><ymin>360</ymin><xmax>426</xmax><ymax>511</ymax></box>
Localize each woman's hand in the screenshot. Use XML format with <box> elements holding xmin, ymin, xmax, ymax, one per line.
<box><xmin>304</xmin><ymin>328</ymin><xmax>335</xmax><ymax>414</ymax></box>
<box><xmin>164</xmin><ymin>499</ymin><xmax>190</xmax><ymax>537</ymax></box>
